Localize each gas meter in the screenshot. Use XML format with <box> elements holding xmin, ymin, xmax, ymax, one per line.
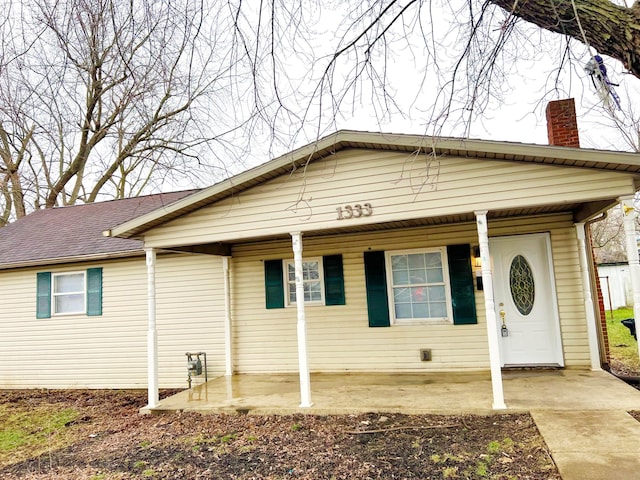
<box><xmin>185</xmin><ymin>352</ymin><xmax>207</xmax><ymax>388</ymax></box>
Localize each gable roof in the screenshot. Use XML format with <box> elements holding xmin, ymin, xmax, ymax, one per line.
<box><xmin>0</xmin><ymin>190</ymin><xmax>198</xmax><ymax>270</ymax></box>
<box><xmin>109</xmin><ymin>130</ymin><xmax>640</xmax><ymax>239</ymax></box>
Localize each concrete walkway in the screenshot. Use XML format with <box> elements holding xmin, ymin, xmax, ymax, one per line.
<box><xmin>532</xmin><ymin>410</ymin><xmax>640</xmax><ymax>480</ymax></box>
<box><xmin>150</xmin><ymin>370</ymin><xmax>640</xmax><ymax>479</ymax></box>
<box><xmin>501</xmin><ymin>371</ymin><xmax>640</xmax><ymax>480</ymax></box>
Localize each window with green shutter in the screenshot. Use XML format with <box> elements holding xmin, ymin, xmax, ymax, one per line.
<box><xmin>36</xmin><ymin>268</ymin><xmax>103</xmax><ymax>317</ymax></box>
<box><xmin>364</xmin><ymin>245</ymin><xmax>477</xmax><ymax>326</ymax></box>
<box><xmin>264</xmin><ymin>255</ymin><xmax>345</xmax><ymax>308</ymax></box>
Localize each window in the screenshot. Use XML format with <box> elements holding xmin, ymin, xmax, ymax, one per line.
<box><xmin>364</xmin><ymin>245</ymin><xmax>476</xmax><ymax>327</ymax></box>
<box><xmin>285</xmin><ymin>258</ymin><xmax>324</xmax><ymax>305</ymax></box>
<box><xmin>385</xmin><ymin>248</ymin><xmax>453</xmax><ymax>323</ymax></box>
<box><xmin>264</xmin><ymin>255</ymin><xmax>345</xmax><ymax>309</ymax></box>
<box><xmin>36</xmin><ymin>268</ymin><xmax>103</xmax><ymax>318</ymax></box>
<box><xmin>53</xmin><ymin>272</ymin><xmax>85</xmax><ymax>314</ymax></box>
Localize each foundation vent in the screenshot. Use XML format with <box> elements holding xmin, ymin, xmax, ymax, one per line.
<box><xmin>420</xmin><ymin>349</ymin><xmax>432</xmax><ymax>361</ymax></box>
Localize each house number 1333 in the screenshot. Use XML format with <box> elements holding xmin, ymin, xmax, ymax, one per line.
<box><xmin>336</xmin><ymin>203</ymin><xmax>373</xmax><ymax>220</ymax></box>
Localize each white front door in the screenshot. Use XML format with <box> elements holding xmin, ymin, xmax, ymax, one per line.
<box><xmin>489</xmin><ymin>233</ymin><xmax>564</xmax><ymax>367</ymax></box>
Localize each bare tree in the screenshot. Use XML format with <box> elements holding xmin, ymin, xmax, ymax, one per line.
<box><xmin>591</xmin><ymin>206</ymin><xmax>628</xmax><ymax>263</ymax></box>
<box><xmin>2</xmin><ymin>0</ymin><xmax>640</xmax><ymax>227</ymax></box>
<box><xmin>0</xmin><ymin>0</ymin><xmax>254</xmax><ymax>224</ymax></box>
<box><xmin>258</xmin><ymin>0</ymin><xmax>640</xmax><ymax>142</ymax></box>
<box><xmin>489</xmin><ymin>0</ymin><xmax>640</xmax><ymax>78</ymax></box>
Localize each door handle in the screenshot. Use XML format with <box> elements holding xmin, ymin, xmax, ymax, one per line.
<box><xmin>499</xmin><ymin>302</ymin><xmax>509</xmax><ymax>337</ymax></box>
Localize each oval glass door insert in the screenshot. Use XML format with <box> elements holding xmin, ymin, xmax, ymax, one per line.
<box><xmin>509</xmin><ymin>255</ymin><xmax>535</xmax><ymax>315</ymax></box>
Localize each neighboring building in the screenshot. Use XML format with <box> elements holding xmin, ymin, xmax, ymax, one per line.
<box><xmin>3</xmin><ymin>99</ymin><xmax>640</xmax><ymax>410</ymax></box>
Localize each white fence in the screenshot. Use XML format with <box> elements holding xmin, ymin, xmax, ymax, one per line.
<box><xmin>597</xmin><ymin>263</ymin><xmax>632</xmax><ymax>312</ymax></box>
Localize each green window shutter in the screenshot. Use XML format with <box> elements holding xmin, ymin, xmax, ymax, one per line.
<box><xmin>323</xmin><ymin>254</ymin><xmax>345</xmax><ymax>306</ymax></box>
<box><xmin>363</xmin><ymin>251</ymin><xmax>390</xmax><ymax>327</ymax></box>
<box><xmin>264</xmin><ymin>259</ymin><xmax>285</xmax><ymax>309</ymax></box>
<box><xmin>86</xmin><ymin>268</ymin><xmax>103</xmax><ymax>316</ymax></box>
<box><xmin>447</xmin><ymin>244</ymin><xmax>477</xmax><ymax>325</ymax></box>
<box><xmin>36</xmin><ymin>272</ymin><xmax>52</xmax><ymax>319</ymax></box>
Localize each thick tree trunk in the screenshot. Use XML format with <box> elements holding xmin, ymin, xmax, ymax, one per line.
<box><xmin>490</xmin><ymin>0</ymin><xmax>640</xmax><ymax>79</ymax></box>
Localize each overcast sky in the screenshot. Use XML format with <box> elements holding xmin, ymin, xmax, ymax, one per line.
<box><xmin>270</xmin><ymin>2</ymin><xmax>640</xmax><ymax>154</ymax></box>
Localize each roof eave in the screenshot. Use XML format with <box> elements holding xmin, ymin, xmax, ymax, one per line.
<box><xmin>0</xmin><ymin>250</ymin><xmax>145</xmax><ymax>271</ymax></box>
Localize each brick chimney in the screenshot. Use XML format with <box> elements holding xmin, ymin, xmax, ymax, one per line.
<box><xmin>546</xmin><ymin>98</ymin><xmax>580</xmax><ymax>147</ymax></box>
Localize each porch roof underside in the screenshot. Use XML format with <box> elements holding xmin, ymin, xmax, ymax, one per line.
<box><xmin>110</xmin><ymin>131</ymin><xmax>640</xmax><ymax>241</ymax></box>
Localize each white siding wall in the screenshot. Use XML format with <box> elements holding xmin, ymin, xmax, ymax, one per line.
<box><xmin>230</xmin><ymin>213</ymin><xmax>591</xmax><ymax>373</ymax></box>
<box><xmin>155</xmin><ymin>253</ymin><xmax>225</xmax><ymax>386</ymax></box>
<box><xmin>0</xmin><ymin>253</ymin><xmax>224</xmax><ymax>388</ymax></box>
<box><xmin>143</xmin><ymin>150</ymin><xmax>635</xmax><ymax>248</ymax></box>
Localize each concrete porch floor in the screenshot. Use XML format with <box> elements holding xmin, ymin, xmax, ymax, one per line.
<box><xmin>148</xmin><ymin>369</ymin><xmax>640</xmax><ymax>415</ymax></box>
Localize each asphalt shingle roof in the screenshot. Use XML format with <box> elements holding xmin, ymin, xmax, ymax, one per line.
<box><xmin>0</xmin><ymin>190</ymin><xmax>198</xmax><ymax>269</ymax></box>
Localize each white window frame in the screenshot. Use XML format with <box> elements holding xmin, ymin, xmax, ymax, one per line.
<box><xmin>52</xmin><ymin>271</ymin><xmax>86</xmax><ymax>315</ymax></box>
<box><xmin>384</xmin><ymin>247</ymin><xmax>454</xmax><ymax>325</ymax></box>
<box><xmin>284</xmin><ymin>257</ymin><xmax>325</xmax><ymax>306</ymax></box>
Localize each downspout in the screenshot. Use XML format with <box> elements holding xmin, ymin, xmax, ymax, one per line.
<box><xmin>576</xmin><ymin>213</ymin><xmax>607</xmax><ymax>371</ymax></box>
<box><xmin>584</xmin><ymin>212</ymin><xmax>610</xmax><ymax>369</ymax></box>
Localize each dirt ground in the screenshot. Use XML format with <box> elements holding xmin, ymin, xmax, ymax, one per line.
<box><xmin>0</xmin><ymin>389</ymin><xmax>568</xmax><ymax>480</ymax></box>
<box><xmin>610</xmin><ymin>357</ymin><xmax>640</xmax><ymax>377</ymax></box>
<box><xmin>2</xmin><ymin>388</ymin><xmax>640</xmax><ymax>479</ymax></box>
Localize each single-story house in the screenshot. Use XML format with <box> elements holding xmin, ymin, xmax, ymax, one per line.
<box><xmin>3</xmin><ymin>99</ymin><xmax>640</xmax><ymax>410</ymax></box>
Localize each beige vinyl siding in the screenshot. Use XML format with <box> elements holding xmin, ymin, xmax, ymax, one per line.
<box><xmin>0</xmin><ymin>254</ymin><xmax>224</xmax><ymax>389</ymax></box>
<box><xmin>143</xmin><ymin>150</ymin><xmax>635</xmax><ymax>248</ymax></box>
<box><xmin>0</xmin><ymin>215</ymin><xmax>592</xmax><ymax>387</ymax></box>
<box><xmin>155</xmin><ymin>254</ymin><xmax>225</xmax><ymax>386</ymax></box>
<box><xmin>230</xmin><ymin>213</ymin><xmax>591</xmax><ymax>373</ymax></box>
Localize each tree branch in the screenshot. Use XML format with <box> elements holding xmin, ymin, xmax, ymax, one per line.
<box><xmin>489</xmin><ymin>0</ymin><xmax>640</xmax><ymax>78</ymax></box>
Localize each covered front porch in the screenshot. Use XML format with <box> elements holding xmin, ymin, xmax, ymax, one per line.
<box><xmin>105</xmin><ymin>129</ymin><xmax>640</xmax><ymax>413</ymax></box>
<box><xmin>145</xmin><ymin>369</ymin><xmax>640</xmax><ymax>415</ymax></box>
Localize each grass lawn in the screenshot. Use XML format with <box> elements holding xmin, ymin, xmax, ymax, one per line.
<box><xmin>0</xmin><ymin>402</ymin><xmax>80</xmax><ymax>465</ymax></box>
<box><xmin>606</xmin><ymin>307</ymin><xmax>640</xmax><ymax>374</ymax></box>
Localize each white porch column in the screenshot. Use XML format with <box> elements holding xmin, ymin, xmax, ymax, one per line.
<box><xmin>474</xmin><ymin>211</ymin><xmax>507</xmax><ymax>410</ymax></box>
<box><xmin>291</xmin><ymin>231</ymin><xmax>313</xmax><ymax>407</ymax></box>
<box><xmin>223</xmin><ymin>256</ymin><xmax>233</xmax><ymax>376</ymax></box>
<box><xmin>145</xmin><ymin>248</ymin><xmax>159</xmax><ymax>408</ymax></box>
<box><xmin>620</xmin><ymin>196</ymin><xmax>640</xmax><ymax>362</ymax></box>
<box><xmin>575</xmin><ymin>222</ymin><xmax>603</xmax><ymax>371</ymax></box>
